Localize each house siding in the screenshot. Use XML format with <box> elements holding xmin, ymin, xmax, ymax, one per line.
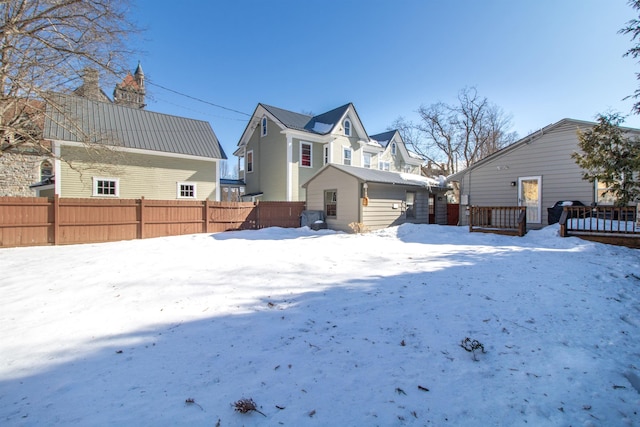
<box><xmin>59</xmin><ymin>146</ymin><xmax>218</xmax><ymax>200</ymax></box>
<box><xmin>293</xmin><ymin>139</ymin><xmax>323</xmax><ymax>202</ymax></box>
<box><xmin>455</xmin><ymin>121</ymin><xmax>597</xmax><ymax>227</ymax></box>
<box><xmin>304</xmin><ymin>168</ymin><xmax>360</xmax><ymax>232</ymax></box>
<box><xmin>363</xmin><ymin>184</ymin><xmax>430</xmax><ymax>230</ymax></box>
<box><xmin>248</xmin><ymin>116</ymin><xmax>288</xmax><ymax>201</ymax></box>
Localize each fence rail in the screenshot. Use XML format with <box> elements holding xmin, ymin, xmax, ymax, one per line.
<box><xmin>0</xmin><ymin>196</ymin><xmax>306</xmax><ymax>248</ymax></box>
<box><xmin>468</xmin><ymin>206</ymin><xmax>527</xmax><ymax>237</ymax></box>
<box><xmin>558</xmin><ymin>205</ymin><xmax>640</xmax><ymax>247</ymax></box>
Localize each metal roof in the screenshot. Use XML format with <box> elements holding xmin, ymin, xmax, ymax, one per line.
<box><xmin>261</xmin><ymin>104</ymin><xmax>313</xmax><ymax>131</ymax></box>
<box><xmin>369</xmin><ymin>130</ymin><xmax>396</xmax><ymax>147</ymax></box>
<box><xmin>44</xmin><ymin>94</ymin><xmax>226</xmax><ymax>159</ymax></box>
<box><xmin>307</xmin><ymin>164</ymin><xmax>445</xmax><ymax>188</ymax></box>
<box><xmin>261</xmin><ymin>103</ymin><xmax>352</xmax><ymax>135</ymax></box>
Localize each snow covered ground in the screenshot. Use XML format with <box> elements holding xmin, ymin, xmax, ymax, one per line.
<box><xmin>0</xmin><ymin>224</ymin><xmax>639</xmax><ymax>426</ymax></box>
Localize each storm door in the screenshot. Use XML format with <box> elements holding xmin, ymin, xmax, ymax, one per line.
<box><xmin>518</xmin><ymin>176</ymin><xmax>541</xmax><ymax>224</ymax></box>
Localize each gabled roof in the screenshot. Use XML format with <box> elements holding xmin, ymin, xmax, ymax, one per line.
<box><xmin>261</xmin><ymin>102</ymin><xmax>353</xmax><ymax>135</ymax></box>
<box><xmin>304</xmin><ymin>103</ymin><xmax>351</xmax><ymax>134</ymax></box>
<box><xmin>237</xmin><ymin>102</ymin><xmax>370</xmax><ymax>150</ymax></box>
<box><xmin>44</xmin><ymin>94</ymin><xmax>226</xmax><ymax>159</ymax></box>
<box><xmin>303</xmin><ymin>164</ymin><xmax>446</xmax><ymax>189</ymax></box>
<box><xmin>446</xmin><ymin>118</ymin><xmax>593</xmax><ymax>181</ymax></box>
<box><xmin>369</xmin><ymin>130</ymin><xmax>396</xmax><ymax>148</ymax></box>
<box><xmin>261</xmin><ymin>104</ymin><xmax>312</xmax><ymax>131</ymax></box>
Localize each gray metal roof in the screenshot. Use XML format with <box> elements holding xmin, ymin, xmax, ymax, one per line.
<box><xmin>261</xmin><ymin>103</ymin><xmax>352</xmax><ymax>135</ymax></box>
<box><xmin>313</xmin><ymin>164</ymin><xmax>445</xmax><ymax>188</ymax></box>
<box><xmin>261</xmin><ymin>104</ymin><xmax>313</xmax><ymax>131</ymax></box>
<box><xmin>369</xmin><ymin>130</ymin><xmax>396</xmax><ymax>147</ymax></box>
<box><xmin>44</xmin><ymin>94</ymin><xmax>226</xmax><ymax>159</ymax></box>
<box><xmin>303</xmin><ymin>104</ymin><xmax>350</xmax><ymax>134</ymax></box>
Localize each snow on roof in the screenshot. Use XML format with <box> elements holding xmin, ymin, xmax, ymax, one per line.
<box><xmin>399</xmin><ymin>172</ymin><xmax>441</xmax><ymax>187</ymax></box>
<box><xmin>311</xmin><ymin>122</ymin><xmax>333</xmax><ymax>133</ymax></box>
<box><xmin>407</xmin><ymin>150</ymin><xmax>424</xmax><ymax>160</ymax></box>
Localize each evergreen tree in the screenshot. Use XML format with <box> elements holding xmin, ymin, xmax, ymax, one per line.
<box><xmin>572</xmin><ymin>113</ymin><xmax>640</xmax><ymax>206</ymax></box>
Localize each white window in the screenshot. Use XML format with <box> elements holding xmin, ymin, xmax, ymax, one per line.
<box><xmin>300</xmin><ymin>142</ymin><xmax>312</xmax><ymax>167</ymax></box>
<box><xmin>247</xmin><ymin>150</ymin><xmax>254</xmax><ymax>173</ymax></box>
<box><xmin>323</xmin><ymin>144</ymin><xmax>330</xmax><ymax>165</ymax></box>
<box><xmin>343</xmin><ymin>147</ymin><xmax>352</xmax><ymax>165</ymax></box>
<box><xmin>363</xmin><ymin>152</ymin><xmax>372</xmax><ymax>168</ymax></box>
<box><xmin>378</xmin><ymin>161</ymin><xmax>390</xmax><ymax>171</ymax></box>
<box><xmin>344</xmin><ymin>119</ymin><xmax>351</xmax><ymax>136</ymax></box>
<box><xmin>595</xmin><ymin>179</ymin><xmax>616</xmax><ymax>205</ymax></box>
<box><xmin>261</xmin><ymin>116</ymin><xmax>267</xmax><ymax>137</ymax></box>
<box><xmin>391</xmin><ymin>142</ymin><xmax>397</xmax><ymax>155</ymax></box>
<box><xmin>177</xmin><ymin>182</ymin><xmax>197</xmax><ymax>199</ymax></box>
<box><xmin>93</xmin><ymin>177</ymin><xmax>119</xmax><ymax>197</ymax></box>
<box><xmin>325</xmin><ymin>190</ymin><xmax>337</xmax><ymax>218</ymax></box>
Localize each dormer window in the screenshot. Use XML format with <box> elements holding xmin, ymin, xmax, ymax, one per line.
<box><xmin>344</xmin><ymin>119</ymin><xmax>351</xmax><ymax>137</ymax></box>
<box><xmin>261</xmin><ymin>116</ymin><xmax>267</xmax><ymax>137</ymax></box>
<box><xmin>391</xmin><ymin>142</ymin><xmax>397</xmax><ymax>155</ymax></box>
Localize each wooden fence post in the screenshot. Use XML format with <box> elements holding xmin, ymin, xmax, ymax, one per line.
<box><xmin>53</xmin><ymin>194</ymin><xmax>60</xmax><ymax>245</ymax></box>
<box><xmin>203</xmin><ymin>199</ymin><xmax>210</xmax><ymax>233</ymax></box>
<box><xmin>139</xmin><ymin>197</ymin><xmax>145</xmax><ymax>239</ymax></box>
<box><xmin>255</xmin><ymin>200</ymin><xmax>260</xmax><ymax>230</ymax></box>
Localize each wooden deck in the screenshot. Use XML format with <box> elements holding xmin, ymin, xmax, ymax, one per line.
<box><xmin>559</xmin><ymin>205</ymin><xmax>640</xmax><ymax>248</ymax></box>
<box><xmin>468</xmin><ymin>206</ymin><xmax>527</xmax><ymax>237</ymax></box>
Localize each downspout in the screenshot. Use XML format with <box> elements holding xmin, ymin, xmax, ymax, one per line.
<box><xmin>215</xmin><ymin>160</ymin><xmax>221</xmax><ymax>201</ymax></box>
<box><xmin>53</xmin><ymin>141</ymin><xmax>61</xmax><ymax>196</ymax></box>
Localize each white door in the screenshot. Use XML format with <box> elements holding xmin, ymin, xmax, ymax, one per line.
<box><xmin>518</xmin><ymin>176</ymin><xmax>541</xmax><ymax>224</ymax></box>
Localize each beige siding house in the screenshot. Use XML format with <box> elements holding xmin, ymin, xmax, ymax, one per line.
<box><xmin>303</xmin><ymin>164</ymin><xmax>448</xmax><ymax>232</ymax></box>
<box><xmin>234</xmin><ymin>103</ymin><xmax>425</xmax><ymax>202</ymax></box>
<box><xmin>40</xmin><ymin>94</ymin><xmax>226</xmax><ymax>200</ymax></box>
<box><xmin>448</xmin><ymin>118</ymin><xmax>640</xmax><ymax>228</ymax></box>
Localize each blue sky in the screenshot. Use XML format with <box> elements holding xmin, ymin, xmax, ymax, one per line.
<box><xmin>128</xmin><ymin>0</ymin><xmax>640</xmax><ymax>160</ymax></box>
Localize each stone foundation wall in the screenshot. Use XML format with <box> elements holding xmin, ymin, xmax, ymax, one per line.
<box><xmin>0</xmin><ymin>152</ymin><xmax>47</xmax><ymax>197</ymax></box>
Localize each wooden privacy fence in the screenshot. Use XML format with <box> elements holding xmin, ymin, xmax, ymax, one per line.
<box><xmin>0</xmin><ymin>196</ymin><xmax>306</xmax><ymax>248</ymax></box>
<box><xmin>468</xmin><ymin>206</ymin><xmax>527</xmax><ymax>237</ymax></box>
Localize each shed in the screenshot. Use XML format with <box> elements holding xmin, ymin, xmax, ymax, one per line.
<box><xmin>303</xmin><ymin>164</ymin><xmax>449</xmax><ymax>232</ymax></box>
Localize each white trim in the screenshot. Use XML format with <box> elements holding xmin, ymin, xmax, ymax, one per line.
<box><xmin>299</xmin><ymin>141</ymin><xmax>313</xmax><ymax>168</ymax></box>
<box><xmin>281</xmin><ymin>128</ymin><xmax>331</xmax><ymax>143</ymax></box>
<box><xmin>53</xmin><ymin>140</ymin><xmax>220</xmax><ymax>162</ymax></box>
<box><xmin>286</xmin><ymin>135</ymin><xmax>293</xmax><ymax>201</ymax></box>
<box><xmin>177</xmin><ymin>181</ymin><xmax>197</xmax><ymax>199</ymax></box>
<box><xmin>323</xmin><ymin>144</ymin><xmax>330</xmax><ymax>165</ymax></box>
<box><xmin>92</xmin><ymin>177</ymin><xmax>120</xmax><ymax>197</ymax></box>
<box><xmin>362</xmin><ymin>151</ymin><xmax>373</xmax><ymax>168</ymax></box>
<box><xmin>342</xmin><ymin>146</ymin><xmax>352</xmax><ymax>166</ymax></box>
<box><xmin>344</xmin><ymin>119</ymin><xmax>352</xmax><ymax>136</ymax></box>
<box><xmin>53</xmin><ymin>141</ymin><xmax>61</xmax><ymax>195</ymax></box>
<box><xmin>215</xmin><ymin>160</ymin><xmax>221</xmax><ymax>201</ymax></box>
<box><xmin>378</xmin><ymin>160</ymin><xmax>390</xmax><ymax>171</ymax></box>
<box><xmin>261</xmin><ymin>116</ymin><xmax>268</xmax><ymax>137</ymax></box>
<box><xmin>246</xmin><ymin>150</ymin><xmax>254</xmax><ymax>173</ymax></box>
<box><xmin>517</xmin><ymin>176</ymin><xmax>542</xmax><ymax>224</ymax></box>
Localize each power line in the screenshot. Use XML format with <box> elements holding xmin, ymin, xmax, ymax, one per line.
<box><xmin>146</xmin><ymin>80</ymin><xmax>251</xmax><ymax>117</ymax></box>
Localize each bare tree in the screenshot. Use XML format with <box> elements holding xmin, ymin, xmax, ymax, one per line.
<box><xmin>0</xmin><ymin>0</ymin><xmax>139</xmax><ymax>156</ymax></box>
<box><xmin>395</xmin><ymin>87</ymin><xmax>517</xmax><ymax>175</ymax></box>
<box><xmin>620</xmin><ymin>0</ymin><xmax>640</xmax><ymax>114</ymax></box>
